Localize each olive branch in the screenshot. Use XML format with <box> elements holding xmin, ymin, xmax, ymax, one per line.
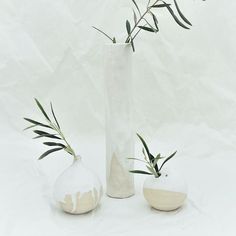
<box><xmin>24</xmin><ymin>99</ymin><xmax>76</xmax><ymax>160</ymax></box>
<box><xmin>93</xmin><ymin>0</ymin><xmax>193</xmax><ymax>52</ymax></box>
<box><xmin>129</xmin><ymin>134</ymin><xmax>177</xmax><ymax>178</ymax></box>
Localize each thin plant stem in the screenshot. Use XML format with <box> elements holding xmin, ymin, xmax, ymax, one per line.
<box><xmin>142</xmin><ymin>149</ymin><xmax>158</xmax><ymax>177</ymax></box>
<box><xmin>143</xmin><ymin>18</ymin><xmax>155</xmax><ymax>29</ymax></box>
<box><xmin>132</xmin><ymin>24</ymin><xmax>147</xmax><ymax>41</ymax></box>
<box><xmin>50</xmin><ymin>122</ymin><xmax>76</xmax><ymax>158</ymax></box>
<box><xmin>92</xmin><ymin>26</ymin><xmax>114</xmax><ymax>43</ymax></box>
<box><xmin>125</xmin><ymin>0</ymin><xmax>159</xmax><ymax>42</ymax></box>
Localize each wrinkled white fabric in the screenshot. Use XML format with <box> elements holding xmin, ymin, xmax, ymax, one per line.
<box><xmin>0</xmin><ymin>0</ymin><xmax>236</xmax><ymax>235</ymax></box>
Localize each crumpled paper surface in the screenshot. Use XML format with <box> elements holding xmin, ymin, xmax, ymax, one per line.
<box><xmin>0</xmin><ymin>0</ymin><xmax>236</xmax><ymax>235</ymax></box>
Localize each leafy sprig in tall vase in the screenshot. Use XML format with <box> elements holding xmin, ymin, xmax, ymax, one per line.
<box><xmin>93</xmin><ymin>0</ymin><xmax>193</xmax><ymax>51</ymax></box>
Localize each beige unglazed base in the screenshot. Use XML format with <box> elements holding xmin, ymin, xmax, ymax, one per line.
<box><xmin>106</xmin><ymin>154</ymin><xmax>134</xmax><ymax>198</ymax></box>
<box><xmin>143</xmin><ymin>188</ymin><xmax>187</xmax><ymax>211</ymax></box>
<box><xmin>60</xmin><ymin>188</ymin><xmax>102</xmax><ymax>214</ymax></box>
<box><xmin>54</xmin><ymin>158</ymin><xmax>103</xmax><ymax>215</ymax></box>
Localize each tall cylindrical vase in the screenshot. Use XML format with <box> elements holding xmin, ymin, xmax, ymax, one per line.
<box><xmin>104</xmin><ymin>43</ymin><xmax>134</xmax><ymax>198</ymax></box>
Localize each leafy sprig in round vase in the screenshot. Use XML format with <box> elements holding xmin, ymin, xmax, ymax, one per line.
<box><xmin>24</xmin><ymin>99</ymin><xmax>103</xmax><ymax>214</ymax></box>
<box><xmin>130</xmin><ymin>134</ymin><xmax>187</xmax><ymax>211</ymax></box>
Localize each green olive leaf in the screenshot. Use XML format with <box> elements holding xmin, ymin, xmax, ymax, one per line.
<box><xmin>137</xmin><ymin>133</ymin><xmax>150</xmax><ymax>159</ymax></box>
<box><xmin>33</xmin><ymin>130</ymin><xmax>61</xmax><ymax>140</ymax></box>
<box><xmin>151</xmin><ymin>13</ymin><xmax>159</xmax><ymax>30</ymax></box>
<box><xmin>23</xmin><ymin>124</ymin><xmax>37</xmax><ymax>131</ymax></box>
<box><xmin>126</xmin><ymin>20</ymin><xmax>131</xmax><ymax>34</ymax></box>
<box><xmin>173</xmin><ymin>0</ymin><xmax>192</xmax><ymax>26</ymax></box>
<box><xmin>92</xmin><ymin>26</ymin><xmax>114</xmax><ymax>43</ymax></box>
<box><xmin>38</xmin><ymin>147</ymin><xmax>63</xmax><ymax>160</ymax></box>
<box><xmin>151</xmin><ymin>3</ymin><xmax>171</xmax><ymax>8</ymax></box>
<box><xmin>159</xmin><ymin>151</ymin><xmax>177</xmax><ymax>171</ymax></box>
<box><xmin>132</xmin><ymin>0</ymin><xmax>141</xmax><ymax>16</ymax></box>
<box><xmin>133</xmin><ymin>9</ymin><xmax>137</xmax><ymax>24</ymax></box>
<box><xmin>153</xmin><ymin>158</ymin><xmax>159</xmax><ymax>168</ymax></box>
<box><xmin>129</xmin><ymin>170</ymin><xmax>152</xmax><ymax>175</ymax></box>
<box><xmin>35</xmin><ymin>98</ymin><xmax>51</xmax><ymax>121</ymax></box>
<box><xmin>163</xmin><ymin>3</ymin><xmax>190</xmax><ymax>29</ymax></box>
<box><xmin>24</xmin><ymin>118</ymin><xmax>51</xmax><ymax>129</ymax></box>
<box><xmin>43</xmin><ymin>142</ymin><xmax>66</xmax><ymax>148</ymax></box>
<box><xmin>50</xmin><ymin>102</ymin><xmax>60</xmax><ymax>129</ymax></box>
<box><xmin>138</xmin><ymin>26</ymin><xmax>157</xmax><ymax>32</ymax></box>
<box><xmin>131</xmin><ymin>38</ymin><xmax>135</xmax><ymax>52</ymax></box>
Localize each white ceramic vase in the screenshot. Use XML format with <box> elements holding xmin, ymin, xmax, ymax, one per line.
<box><xmin>53</xmin><ymin>156</ymin><xmax>103</xmax><ymax>214</ymax></box>
<box><xmin>143</xmin><ymin>171</ymin><xmax>187</xmax><ymax>211</ymax></box>
<box><xmin>104</xmin><ymin>43</ymin><xmax>135</xmax><ymax>198</ymax></box>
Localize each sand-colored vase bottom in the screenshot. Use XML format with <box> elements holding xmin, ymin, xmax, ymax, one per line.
<box><xmin>143</xmin><ymin>188</ymin><xmax>187</xmax><ymax>211</ymax></box>
<box><xmin>107</xmin><ymin>154</ymin><xmax>134</xmax><ymax>198</ymax></box>
<box><xmin>59</xmin><ymin>188</ymin><xmax>102</xmax><ymax>214</ymax></box>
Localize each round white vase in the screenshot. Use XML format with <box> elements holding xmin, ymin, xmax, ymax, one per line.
<box><xmin>53</xmin><ymin>156</ymin><xmax>103</xmax><ymax>214</ymax></box>
<box><xmin>143</xmin><ymin>171</ymin><xmax>187</xmax><ymax>211</ymax></box>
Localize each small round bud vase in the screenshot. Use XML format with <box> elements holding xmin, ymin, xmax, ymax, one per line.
<box><xmin>53</xmin><ymin>156</ymin><xmax>103</xmax><ymax>214</ymax></box>
<box><xmin>143</xmin><ymin>171</ymin><xmax>187</xmax><ymax>211</ymax></box>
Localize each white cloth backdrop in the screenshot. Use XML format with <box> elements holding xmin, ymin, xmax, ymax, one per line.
<box><xmin>0</xmin><ymin>0</ymin><xmax>236</xmax><ymax>235</ymax></box>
